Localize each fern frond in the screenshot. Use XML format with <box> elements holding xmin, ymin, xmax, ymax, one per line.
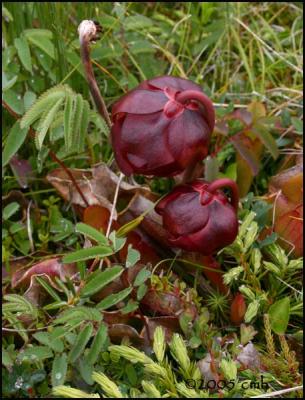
<box><xmin>35</xmin><ymin>97</ymin><xmax>64</xmax><ymax>149</ymax></box>
<box><xmin>21</xmin><ymin>85</ymin><xmax>70</xmax><ymax>129</ymax></box>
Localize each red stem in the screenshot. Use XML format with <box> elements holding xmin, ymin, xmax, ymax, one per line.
<box><xmin>79</xmin><ymin>21</ymin><xmax>112</xmax><ymax>129</ymax></box>
<box><xmin>208</xmin><ymin>178</ymin><xmax>239</xmax><ymax>212</ymax></box>
<box><xmin>176</xmin><ymin>89</ymin><xmax>215</xmax><ymax>132</ymax></box>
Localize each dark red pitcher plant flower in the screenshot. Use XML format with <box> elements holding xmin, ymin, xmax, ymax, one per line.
<box><xmin>156</xmin><ymin>178</ymin><xmax>239</xmax><ymax>255</ymax></box>
<box><xmin>111</xmin><ymin>76</ymin><xmax>215</xmax><ymax>177</ymax></box>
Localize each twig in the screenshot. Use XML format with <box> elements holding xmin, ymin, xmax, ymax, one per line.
<box><xmin>106</xmin><ymin>172</ymin><xmax>124</xmax><ymax>238</ymax></box>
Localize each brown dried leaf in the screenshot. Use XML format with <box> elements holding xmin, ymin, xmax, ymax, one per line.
<box><xmin>46</xmin><ymin>163</ymin><xmax>152</xmax><ymax>219</ymax></box>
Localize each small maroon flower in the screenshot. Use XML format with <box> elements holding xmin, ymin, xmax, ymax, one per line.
<box><xmin>156</xmin><ymin>178</ymin><xmax>239</xmax><ymax>255</ymax></box>
<box><xmin>111</xmin><ymin>76</ymin><xmax>215</xmax><ymax>177</ymax></box>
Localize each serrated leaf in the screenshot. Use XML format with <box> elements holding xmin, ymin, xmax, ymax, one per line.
<box><xmin>96</xmin><ymin>287</ymin><xmax>133</xmax><ymax>310</ymax></box>
<box><xmin>75</xmin><ymin>223</ymin><xmax>109</xmax><ymax>245</ymax></box>
<box><xmin>86</xmin><ymin>323</ymin><xmax>108</xmax><ymax>365</ymax></box>
<box><xmin>2</xmin><ymin>120</ymin><xmax>28</xmax><ymax>167</ymax></box>
<box><xmin>69</xmin><ymin>323</ymin><xmax>93</xmax><ymax>363</ymax></box>
<box><xmin>80</xmin><ymin>266</ymin><xmax>123</xmax><ymax>298</ymax></box>
<box><xmin>52</xmin><ymin>353</ymin><xmax>68</xmax><ymax>387</ymax></box>
<box><xmin>21</xmin><ymin>85</ymin><xmax>68</xmax><ymax>129</ymax></box>
<box><xmin>14</xmin><ymin>36</ymin><xmax>32</xmax><ymax>73</ymax></box>
<box><xmin>35</xmin><ymin>97</ymin><xmax>64</xmax><ymax>149</ymax></box>
<box><xmin>62</xmin><ymin>245</ymin><xmax>114</xmax><ymax>264</ymax></box>
<box><xmin>268</xmin><ymin>297</ymin><xmax>290</xmax><ymax>334</ymax></box>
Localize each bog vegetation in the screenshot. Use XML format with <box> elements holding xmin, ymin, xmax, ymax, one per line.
<box><xmin>2</xmin><ymin>2</ymin><xmax>303</xmax><ymax>398</ymax></box>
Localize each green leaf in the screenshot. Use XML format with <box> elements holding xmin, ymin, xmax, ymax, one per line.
<box><xmin>69</xmin><ymin>323</ymin><xmax>93</xmax><ymax>363</ymax></box>
<box><xmin>134</xmin><ymin>268</ymin><xmax>151</xmax><ymax>287</ymax></box>
<box><xmin>136</xmin><ymin>284</ymin><xmax>148</xmax><ymax>301</ymax></box>
<box><xmin>86</xmin><ymin>323</ymin><xmax>108</xmax><ymax>365</ymax></box>
<box><xmin>268</xmin><ymin>297</ymin><xmax>290</xmax><ymax>334</ymax></box>
<box><xmin>244</xmin><ymin>300</ymin><xmax>260</xmax><ymax>323</ymax></box>
<box><xmin>62</xmin><ymin>245</ymin><xmax>114</xmax><ymax>264</ymax></box>
<box><xmin>54</xmin><ymin>306</ymin><xmax>102</xmax><ymax>325</ymax></box>
<box><xmin>21</xmin><ymin>85</ymin><xmax>68</xmax><ymax>129</ymax></box>
<box><xmin>80</xmin><ymin>265</ymin><xmax>123</xmax><ymax>298</ymax></box>
<box><xmin>126</xmin><ymin>245</ymin><xmax>141</xmax><ymax>268</ymax></box>
<box><xmin>35</xmin><ymin>97</ymin><xmax>64</xmax><ymax>149</ymax></box>
<box><xmin>2</xmin><ymin>120</ymin><xmax>28</xmax><ymax>167</ymax></box>
<box><xmin>33</xmin><ymin>331</ymin><xmax>64</xmax><ymax>353</ymax></box>
<box><xmin>18</xmin><ymin>346</ymin><xmax>53</xmax><ymax>362</ymax></box>
<box><xmin>35</xmin><ymin>276</ymin><xmax>61</xmax><ymax>302</ymax></box>
<box><xmin>75</xmin><ymin>223</ymin><xmax>109</xmax><ymax>245</ymax></box>
<box><xmin>291</xmin><ymin>117</ymin><xmax>303</xmax><ymax>135</ymax></box>
<box><xmin>71</xmin><ymin>94</ymin><xmax>84</xmax><ymax>152</ymax></box>
<box><xmin>63</xmin><ymin>92</ymin><xmax>74</xmax><ymax>151</ymax></box>
<box><xmin>78</xmin><ymin>99</ymin><xmax>89</xmax><ymax>152</ymax></box>
<box><xmin>96</xmin><ymin>287</ymin><xmax>133</xmax><ymax>310</ymax></box>
<box><xmin>51</xmin><ymin>353</ymin><xmax>68</xmax><ymax>387</ymax></box>
<box><xmin>24</xmin><ymin>28</ymin><xmax>53</xmax><ymax>39</ymax></box>
<box><xmin>14</xmin><ymin>36</ymin><xmax>32</xmax><ymax>73</ymax></box>
<box><xmin>116</xmin><ymin>215</ymin><xmax>144</xmax><ymax>238</ymax></box>
<box><xmin>25</xmin><ymin>30</ymin><xmax>55</xmax><ymax>59</ymax></box>
<box><xmin>2</xmin><ymin>71</ymin><xmax>17</xmax><ymax>91</ymax></box>
<box><xmin>2</xmin><ymin>202</ymin><xmax>20</xmax><ymax>220</ymax></box>
<box><xmin>252</xmin><ymin>124</ymin><xmax>279</xmax><ymax>159</ymax></box>
<box><xmin>2</xmin><ymin>348</ymin><xmax>14</xmax><ymax>368</ymax></box>
<box><xmin>3</xmin><ymin>89</ymin><xmax>24</xmax><ymax>114</ymax></box>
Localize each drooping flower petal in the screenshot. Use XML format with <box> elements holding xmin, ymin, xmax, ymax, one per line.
<box><xmin>112</xmin><ymin>89</ymin><xmax>167</xmax><ymax>118</ymax></box>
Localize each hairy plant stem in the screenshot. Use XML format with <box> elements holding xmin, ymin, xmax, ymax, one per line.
<box><xmin>78</xmin><ymin>20</ymin><xmax>112</xmax><ymax>129</ymax></box>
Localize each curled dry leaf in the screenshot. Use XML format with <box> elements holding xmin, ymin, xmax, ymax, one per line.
<box><xmin>46</xmin><ymin>163</ymin><xmax>153</xmax><ymax>219</ymax></box>
<box><xmin>11</xmin><ymin>257</ymin><xmax>77</xmax><ymax>289</ymax></box>
<box><xmin>108</xmin><ymin>324</ymin><xmax>145</xmax><ymax>346</ymax></box>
